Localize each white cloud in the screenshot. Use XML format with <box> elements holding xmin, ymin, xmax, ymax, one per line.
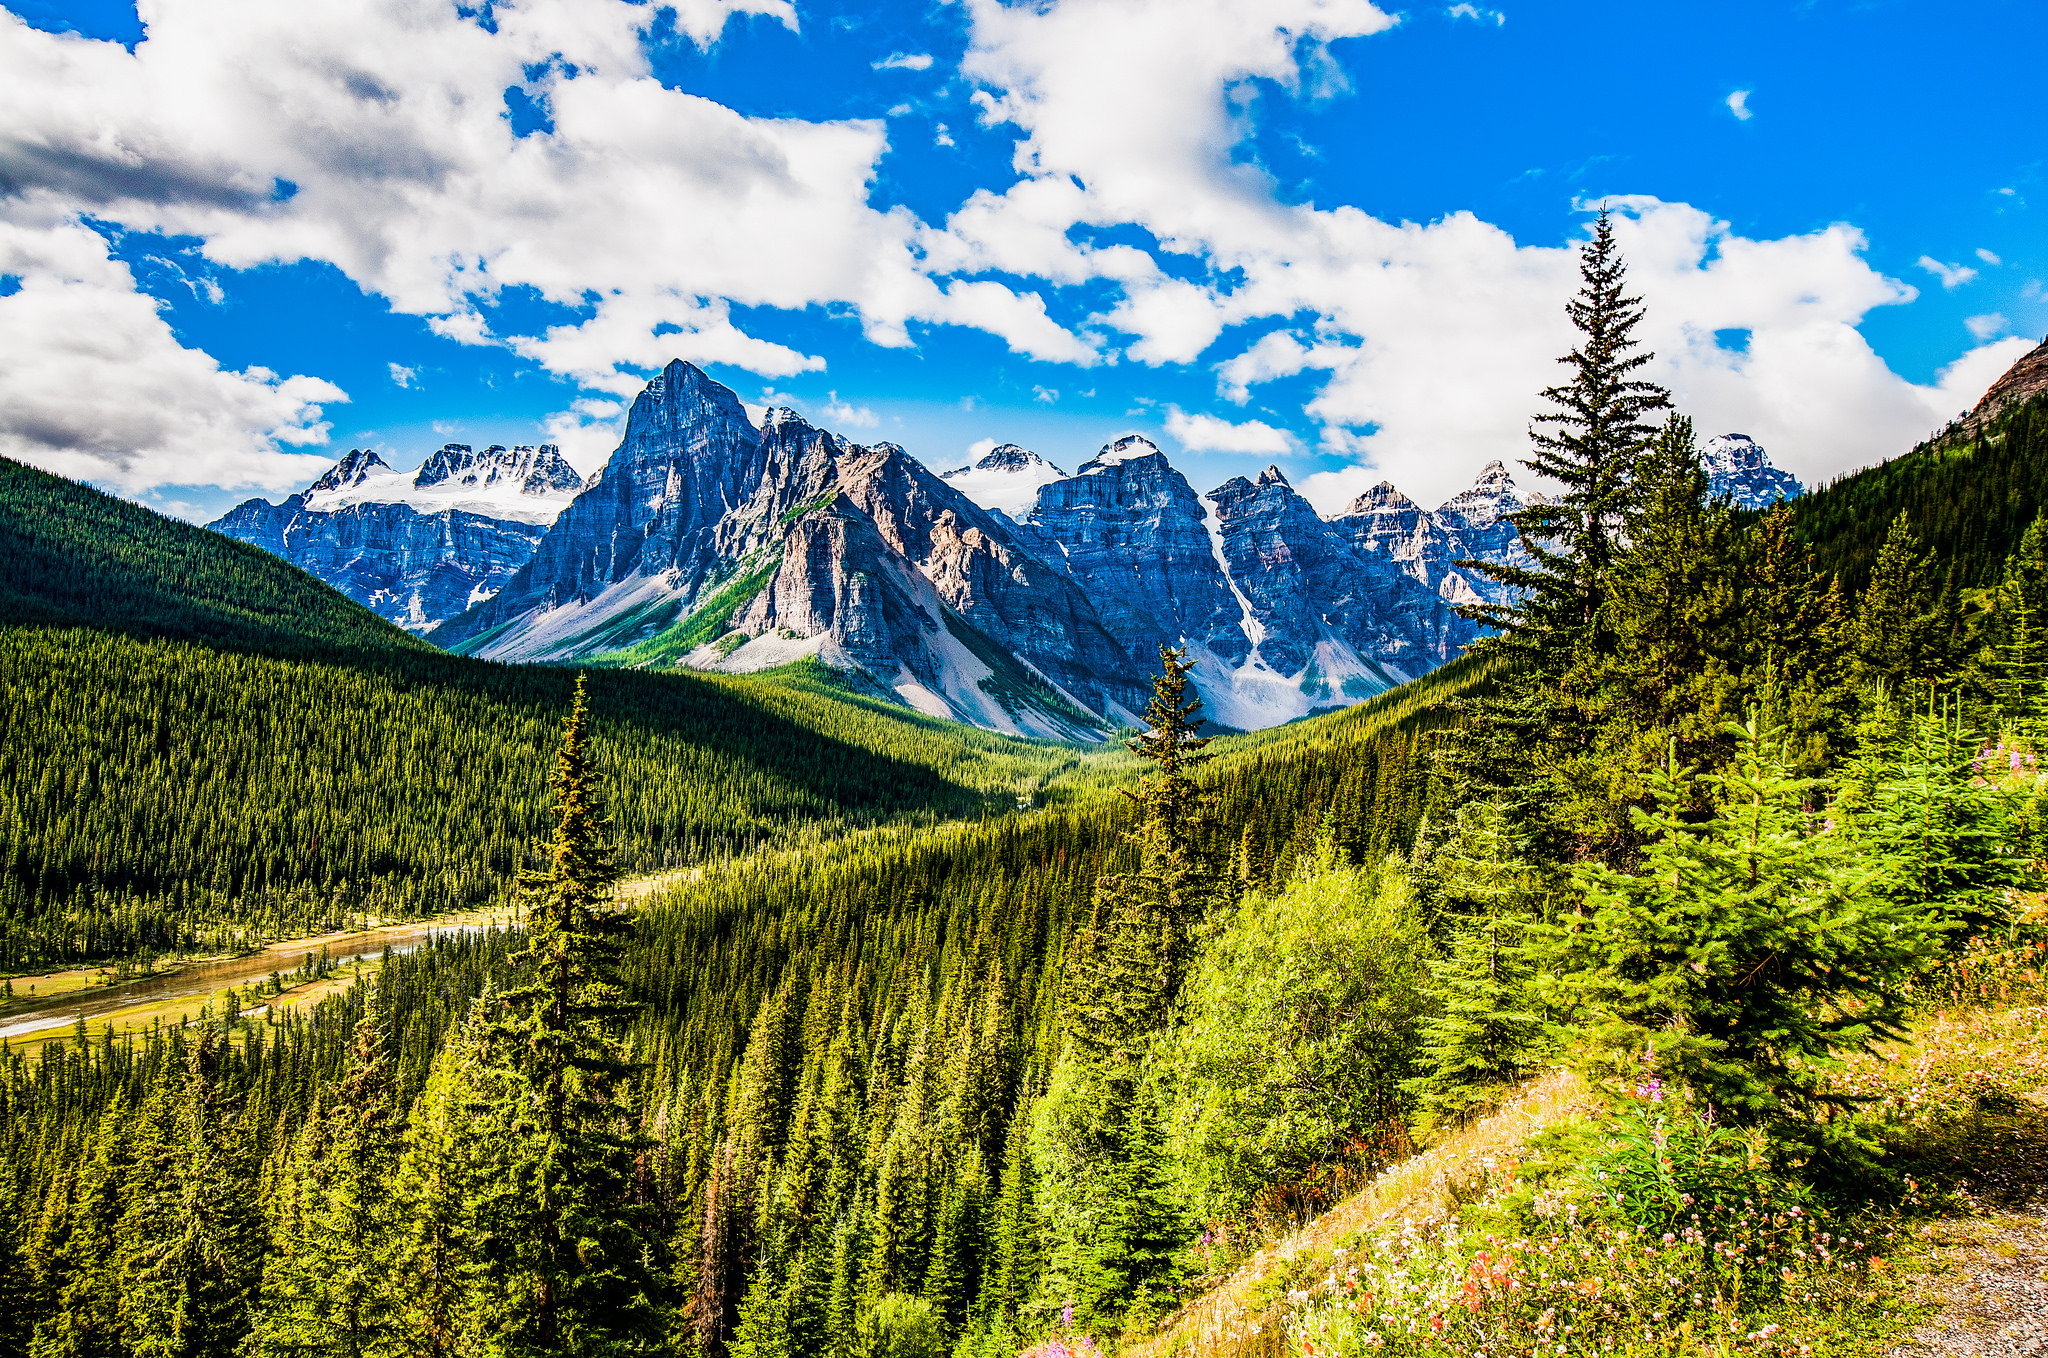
<box><xmin>946</xmin><ymin>0</ymin><xmax>2038</xmax><ymax>506</ymax></box>
<box><xmin>1978</xmin><ymin>248</ymin><xmax>2003</xmax><ymax>266</ymax></box>
<box><xmin>1164</xmin><ymin>406</ymin><xmax>1294</xmax><ymax>455</ymax></box>
<box><xmin>1726</xmin><ymin>89</ymin><xmax>1753</xmax><ymax>121</ymax></box>
<box><xmin>0</xmin><ymin>218</ymin><xmax>342</xmax><ymax>494</ymax></box>
<box><xmin>935</xmin><ymin>123</ymin><xmax>956</xmax><ymax>147</ymax></box>
<box><xmin>1967</xmin><ymin>313</ymin><xmax>2010</xmax><ymax>341</ymax></box>
<box><xmin>541</xmin><ymin>397</ymin><xmax>626</xmax><ymax>475</ymax></box>
<box><xmin>1033</xmin><ymin>385</ymin><xmax>1059</xmax><ymax>403</ymax></box>
<box><xmin>822</xmin><ymin>391</ymin><xmax>879</xmax><ymax>428</ymax></box>
<box><xmin>668</xmin><ymin>0</ymin><xmax>798</xmax><ymax>49</ymax></box>
<box><xmin>1446</xmin><ymin>5</ymin><xmax>1505</xmax><ymax>24</ymax></box>
<box><xmin>1918</xmin><ymin>255</ymin><xmax>1979</xmax><ymax>290</ymax></box>
<box><xmin>388</xmin><ymin>362</ymin><xmax>416</xmax><ymax>387</ymax></box>
<box><xmin>874</xmin><ymin>52</ymin><xmax>934</xmax><ymax>71</ymax></box>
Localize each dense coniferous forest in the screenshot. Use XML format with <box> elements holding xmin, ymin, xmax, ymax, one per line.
<box><xmin>1777</xmin><ymin>393</ymin><xmax>2048</xmax><ymax>593</ymax></box>
<box><xmin>7</xmin><ymin>218</ymin><xmax>2048</xmax><ymax>1358</ymax></box>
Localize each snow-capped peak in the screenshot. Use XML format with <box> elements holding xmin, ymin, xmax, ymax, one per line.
<box><xmin>1342</xmin><ymin>481</ymin><xmax>1420</xmax><ymax>517</ymax></box>
<box><xmin>300</xmin><ymin>442</ymin><xmax>585</xmax><ymax>525</ymax></box>
<box><xmin>309</xmin><ymin>447</ymin><xmax>391</xmax><ymax>494</ymax></box>
<box><xmin>941</xmin><ymin>443</ymin><xmax>1069</xmax><ymax>523</ymax></box>
<box><xmin>1080</xmin><ymin>434</ymin><xmax>1164</xmax><ymax>472</ymax></box>
<box><xmin>1701</xmin><ymin>434</ymin><xmax>1802</xmax><ymax>509</ymax></box>
<box><xmin>1437</xmin><ymin>459</ymin><xmax>1522</xmax><ymax>525</ymax></box>
<box><xmin>1255</xmin><ymin>464</ymin><xmax>1290</xmax><ymax>489</ymax></box>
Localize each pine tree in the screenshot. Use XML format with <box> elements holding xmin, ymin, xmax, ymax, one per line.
<box><xmin>1854</xmin><ymin>514</ymin><xmax>1944</xmax><ymax>690</ymax></box>
<box><xmin>1468</xmin><ymin>211</ymin><xmax>1671</xmax><ymax>649</ymax></box>
<box><xmin>1459</xmin><ymin>213</ymin><xmax>1672</xmax><ymax>862</ymax></box>
<box><xmin>1404</xmin><ymin>802</ymin><xmax>1543</xmax><ymax>1127</ymax></box>
<box><xmin>473</xmin><ymin>673</ymin><xmax>658</xmax><ymax>1357</ymax></box>
<box><xmin>115</xmin><ymin>1031</ymin><xmax>262</xmax><ymax>1358</ymax></box>
<box><xmin>1547</xmin><ymin>719</ymin><xmax>1938</xmax><ymax>1125</ymax></box>
<box><xmin>249</xmin><ymin>1014</ymin><xmax>402</xmax><ymax>1358</ymax></box>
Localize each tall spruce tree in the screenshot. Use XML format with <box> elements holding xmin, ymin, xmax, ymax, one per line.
<box><xmin>473</xmin><ymin>674</ymin><xmax>657</xmax><ymax>1357</ymax></box>
<box><xmin>1854</xmin><ymin>514</ymin><xmax>1945</xmax><ymax>691</ymax></box>
<box><xmin>1460</xmin><ymin>212</ymin><xmax>1672</xmax><ymax>862</ymax></box>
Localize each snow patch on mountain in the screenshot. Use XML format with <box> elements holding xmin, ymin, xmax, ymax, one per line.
<box><xmin>939</xmin><ymin>443</ymin><xmax>1068</xmax><ymax>522</ymax></box>
<box><xmin>1701</xmin><ymin>434</ymin><xmax>1802</xmax><ymax>510</ymax></box>
<box><xmin>304</xmin><ymin>443</ymin><xmax>584</xmax><ymax>524</ymax></box>
<box><xmin>1080</xmin><ymin>434</ymin><xmax>1166</xmax><ymax>472</ymax></box>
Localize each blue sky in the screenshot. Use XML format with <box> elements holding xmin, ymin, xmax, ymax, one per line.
<box><xmin>0</xmin><ymin>0</ymin><xmax>2041</xmax><ymax>522</ymax></box>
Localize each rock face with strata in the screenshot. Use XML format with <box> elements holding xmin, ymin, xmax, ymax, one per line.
<box><xmin>1330</xmin><ymin>459</ymin><xmax>1534</xmax><ymax>610</ymax></box>
<box><xmin>208</xmin><ymin>441</ymin><xmax>581</xmax><ymax>631</ymax></box>
<box><xmin>233</xmin><ymin>359</ymin><xmax>1568</xmax><ymax>735</ymax></box>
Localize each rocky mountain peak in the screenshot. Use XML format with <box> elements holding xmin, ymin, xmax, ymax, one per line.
<box><xmin>309</xmin><ymin>447</ymin><xmax>390</xmax><ymax>493</ymax></box>
<box><xmin>1344</xmin><ymin>481</ymin><xmax>1420</xmax><ymax>516</ymax></box>
<box><xmin>1256</xmin><ymin>464</ymin><xmax>1290</xmax><ymax>489</ymax></box>
<box><xmin>1080</xmin><ymin>434</ymin><xmax>1164</xmax><ymax>473</ymax></box>
<box><xmin>412</xmin><ymin>442</ymin><xmax>582</xmax><ymax>498</ymax></box>
<box><xmin>1701</xmin><ymin>434</ymin><xmax>1801</xmax><ymax>509</ymax></box>
<box><xmin>1963</xmin><ymin>337</ymin><xmax>2048</xmax><ymax>434</ymax></box>
<box><xmin>973</xmin><ymin>443</ymin><xmax>1064</xmax><ymax>476</ymax></box>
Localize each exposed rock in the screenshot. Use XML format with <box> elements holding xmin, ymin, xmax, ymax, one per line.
<box><xmin>1963</xmin><ymin>337</ymin><xmax>2048</xmax><ymax>434</ymax></box>
<box><xmin>1701</xmin><ymin>434</ymin><xmax>1802</xmax><ymax>509</ymax></box>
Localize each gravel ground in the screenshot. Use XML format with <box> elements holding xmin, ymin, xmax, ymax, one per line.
<box><xmin>1890</xmin><ymin>1211</ymin><xmax>2048</xmax><ymax>1358</ymax></box>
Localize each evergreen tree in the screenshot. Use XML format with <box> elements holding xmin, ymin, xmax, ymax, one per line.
<box><xmin>1854</xmin><ymin>514</ymin><xmax>1945</xmax><ymax>690</ymax></box>
<box><xmin>114</xmin><ymin>1032</ymin><xmax>262</xmax><ymax>1358</ymax></box>
<box><xmin>1460</xmin><ymin>213</ymin><xmax>1672</xmax><ymax>862</ymax></box>
<box><xmin>1547</xmin><ymin>719</ymin><xmax>1938</xmax><ymax>1127</ymax></box>
<box><xmin>1404</xmin><ymin>802</ymin><xmax>1543</xmax><ymax>1128</ymax></box>
<box><xmin>472</xmin><ymin>674</ymin><xmax>658</xmax><ymax>1357</ymax></box>
<box><xmin>248</xmin><ymin>1014</ymin><xmax>402</xmax><ymax>1358</ymax></box>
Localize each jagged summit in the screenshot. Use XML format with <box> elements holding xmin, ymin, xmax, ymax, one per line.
<box><xmin>1701</xmin><ymin>434</ymin><xmax>1801</xmax><ymax>510</ymax></box>
<box><xmin>1256</xmin><ymin>464</ymin><xmax>1290</xmax><ymax>488</ymax></box>
<box><xmin>309</xmin><ymin>447</ymin><xmax>391</xmax><ymax>493</ymax></box>
<box><xmin>939</xmin><ymin>443</ymin><xmax>1069</xmax><ymax>523</ymax></box>
<box><xmin>1081</xmin><ymin>434</ymin><xmax>1165</xmax><ymax>472</ymax></box>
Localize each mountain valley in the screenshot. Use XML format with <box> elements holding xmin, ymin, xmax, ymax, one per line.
<box><xmin>215</xmin><ymin>361</ymin><xmax>1804</xmax><ymax>735</ymax></box>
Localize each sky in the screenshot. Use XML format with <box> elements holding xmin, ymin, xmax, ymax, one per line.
<box><xmin>0</xmin><ymin>0</ymin><xmax>2042</xmax><ymax>524</ymax></box>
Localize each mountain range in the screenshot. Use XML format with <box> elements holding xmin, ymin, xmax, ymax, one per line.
<box><xmin>210</xmin><ymin>362</ymin><xmax>1803</xmax><ymax>736</ymax></box>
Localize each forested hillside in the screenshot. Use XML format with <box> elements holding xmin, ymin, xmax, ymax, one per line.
<box><xmin>1779</xmin><ymin>391</ymin><xmax>2048</xmax><ymax>593</ymax></box>
<box><xmin>0</xmin><ymin>462</ymin><xmax>1109</xmax><ymax>968</ymax></box>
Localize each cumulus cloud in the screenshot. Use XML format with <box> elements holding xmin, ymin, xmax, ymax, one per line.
<box><xmin>0</xmin><ymin>1</ymin><xmax>1094</xmax><ymax>410</ymax></box>
<box><xmin>1967</xmin><ymin>313</ymin><xmax>2010</xmax><ymax>341</ymax></box>
<box><xmin>1918</xmin><ymin>256</ymin><xmax>1979</xmax><ymax>290</ymax></box>
<box><xmin>540</xmin><ymin>397</ymin><xmax>626</xmax><ymax>476</ymax></box>
<box><xmin>388</xmin><ymin>362</ymin><xmax>416</xmax><ymax>387</ymax></box>
<box><xmin>943</xmin><ymin>0</ymin><xmax>2028</xmax><ymax>507</ymax></box>
<box><xmin>874</xmin><ymin>52</ymin><xmax>934</xmax><ymax>71</ymax></box>
<box><xmin>822</xmin><ymin>391</ymin><xmax>880</xmax><ymax>428</ymax></box>
<box><xmin>1726</xmin><ymin>90</ymin><xmax>1753</xmax><ymax>121</ymax></box>
<box><xmin>1447</xmin><ymin>5</ymin><xmax>1505</xmax><ymax>24</ymax></box>
<box><xmin>0</xmin><ymin>218</ymin><xmax>342</xmax><ymax>494</ymax></box>
<box><xmin>1164</xmin><ymin>406</ymin><xmax>1294</xmax><ymax>455</ymax></box>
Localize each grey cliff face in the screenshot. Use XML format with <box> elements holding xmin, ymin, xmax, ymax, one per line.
<box><xmin>1701</xmin><ymin>435</ymin><xmax>1802</xmax><ymax>510</ymax></box>
<box><xmin>1207</xmin><ymin>466</ymin><xmax>1473</xmax><ymax>680</ymax></box>
<box><xmin>209</xmin><ymin>494</ymin><xmax>543</xmax><ymax>631</ymax></box>
<box><xmin>1331</xmin><ymin>459</ymin><xmax>1532</xmax><ymax>609</ymax></box>
<box><xmin>237</xmin><ymin>359</ymin><xmax>1559</xmax><ymax>735</ymax></box>
<box><xmin>1026</xmin><ymin>436</ymin><xmax>1249</xmax><ymax>668</ymax></box>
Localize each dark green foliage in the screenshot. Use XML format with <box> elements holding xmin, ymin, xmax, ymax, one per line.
<box><xmin>1777</xmin><ymin>394</ymin><xmax>2048</xmax><ymax>595</ymax></box>
<box><xmin>1545</xmin><ymin>721</ymin><xmax>1940</xmax><ymax>1126</ymax></box>
<box><xmin>0</xmin><ymin>455</ymin><xmax>428</xmax><ymax>662</ymax></box>
<box><xmin>470</xmin><ymin>676</ymin><xmax>657</xmax><ymax>1355</ymax></box>
<box><xmin>0</xmin><ymin>626</ymin><xmax>1091</xmax><ymax>970</ymax></box>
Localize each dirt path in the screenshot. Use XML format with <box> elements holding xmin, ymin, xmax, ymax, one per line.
<box><xmin>1891</xmin><ymin>1211</ymin><xmax>2048</xmax><ymax>1357</ymax></box>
